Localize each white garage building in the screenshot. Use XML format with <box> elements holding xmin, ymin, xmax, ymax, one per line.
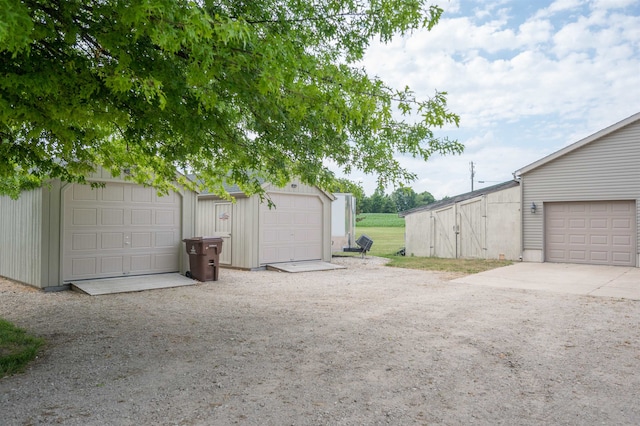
<box><xmin>517</xmin><ymin>112</ymin><xmax>640</xmax><ymax>267</ymax></box>
<box><xmin>195</xmin><ymin>179</ymin><xmax>334</xmax><ymax>270</ymax></box>
<box><xmin>0</xmin><ymin>169</ymin><xmax>197</xmax><ymax>291</ymax></box>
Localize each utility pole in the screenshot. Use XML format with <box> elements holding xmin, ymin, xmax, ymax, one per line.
<box><xmin>470</xmin><ymin>161</ymin><xmax>476</xmax><ymax>191</ymax></box>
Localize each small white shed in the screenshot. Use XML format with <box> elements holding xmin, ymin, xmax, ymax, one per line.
<box><xmin>0</xmin><ymin>169</ymin><xmax>197</xmax><ymax>290</ymax></box>
<box><xmin>195</xmin><ymin>179</ymin><xmax>335</xmax><ymax>270</ymax></box>
<box><xmin>331</xmin><ymin>193</ymin><xmax>357</xmax><ymax>250</ymax></box>
<box><xmin>400</xmin><ymin>181</ymin><xmax>521</xmax><ymax>260</ymax></box>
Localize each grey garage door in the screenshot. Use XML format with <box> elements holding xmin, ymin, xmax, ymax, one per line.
<box><xmin>62</xmin><ymin>183</ymin><xmax>182</xmax><ymax>281</ymax></box>
<box><xmin>545</xmin><ymin>201</ymin><xmax>636</xmax><ymax>266</ymax></box>
<box><xmin>259</xmin><ymin>193</ymin><xmax>323</xmax><ymax>264</ymax></box>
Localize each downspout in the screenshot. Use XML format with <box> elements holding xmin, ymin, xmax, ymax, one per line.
<box><xmin>430</xmin><ymin>212</ymin><xmax>435</xmax><ymax>257</ymax></box>
<box><xmin>516</xmin><ymin>172</ymin><xmax>524</xmax><ymax>261</ymax></box>
<box><xmin>483</xmin><ymin>194</ymin><xmax>487</xmax><ymax>259</ymax></box>
<box><xmin>455</xmin><ymin>204</ymin><xmax>460</xmax><ymax>259</ymax></box>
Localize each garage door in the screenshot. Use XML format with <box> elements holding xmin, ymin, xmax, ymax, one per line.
<box><xmin>545</xmin><ymin>201</ymin><xmax>636</xmax><ymax>266</ymax></box>
<box><xmin>63</xmin><ymin>183</ymin><xmax>181</xmax><ymax>281</ymax></box>
<box><xmin>259</xmin><ymin>193</ymin><xmax>323</xmax><ymax>264</ymax></box>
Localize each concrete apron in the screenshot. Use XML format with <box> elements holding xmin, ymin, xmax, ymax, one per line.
<box><xmin>71</xmin><ymin>273</ymin><xmax>198</xmax><ymax>296</ymax></box>
<box><xmin>451</xmin><ymin>262</ymin><xmax>640</xmax><ymax>300</ymax></box>
<box><xmin>266</xmin><ymin>261</ymin><xmax>346</xmax><ymax>273</ymax></box>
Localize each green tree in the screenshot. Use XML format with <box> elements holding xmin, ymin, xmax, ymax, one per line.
<box><xmin>391</xmin><ymin>186</ymin><xmax>417</xmax><ymax>212</ymax></box>
<box><xmin>364</xmin><ymin>187</ymin><xmax>395</xmax><ymax>213</ymax></box>
<box><xmin>416</xmin><ymin>190</ymin><xmax>436</xmax><ymax>206</ymax></box>
<box><xmin>0</xmin><ymin>0</ymin><xmax>462</xmax><ymax>199</ymax></box>
<box><xmin>323</xmin><ymin>177</ymin><xmax>365</xmax><ymax>203</ymax></box>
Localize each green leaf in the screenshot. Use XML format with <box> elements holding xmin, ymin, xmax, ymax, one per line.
<box><xmin>0</xmin><ymin>0</ymin><xmax>461</xmax><ymax>199</ymax></box>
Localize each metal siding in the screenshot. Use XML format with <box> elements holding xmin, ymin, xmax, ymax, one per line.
<box><xmin>0</xmin><ymin>189</ymin><xmax>44</xmax><ymax>287</ymax></box>
<box><xmin>180</xmin><ymin>188</ymin><xmax>197</xmax><ymax>274</ymax></box>
<box><xmin>458</xmin><ymin>199</ymin><xmax>484</xmax><ymax>258</ymax></box>
<box><xmin>262</xmin><ymin>180</ymin><xmax>321</xmax><ymax>195</ymax></box>
<box><xmin>405</xmin><ymin>210</ymin><xmax>432</xmax><ymax>257</ymax></box>
<box><xmin>522</xmin><ymin>120</ymin><xmax>640</xmax><ymax>260</ymax></box>
<box><xmin>242</xmin><ymin>197</ymin><xmax>260</xmax><ymax>268</ymax></box>
<box><xmin>196</xmin><ymin>199</ymin><xmax>217</xmax><ymax>236</ymax></box>
<box><xmin>2</xmin><ymin>178</ymin><xmax>196</xmax><ymax>289</ymax></box>
<box><xmin>433</xmin><ymin>206</ymin><xmax>456</xmax><ymax>258</ymax></box>
<box><xmin>484</xmin><ymin>186</ymin><xmax>522</xmax><ymax>260</ymax></box>
<box><xmin>404</xmin><ymin>185</ymin><xmax>521</xmax><ymax>260</ymax></box>
<box><xmin>331</xmin><ymin>194</ymin><xmax>357</xmax><ymax>249</ymax></box>
<box><xmin>195</xmin><ymin>181</ymin><xmax>332</xmax><ymax>269</ymax></box>
<box><xmin>321</xmin><ymin>193</ymin><xmax>332</xmax><ymax>262</ymax></box>
<box><xmin>40</xmin><ymin>181</ymin><xmax>64</xmax><ymax>288</ymax></box>
<box><xmin>229</xmin><ymin>197</ymin><xmax>258</xmax><ymax>269</ymax></box>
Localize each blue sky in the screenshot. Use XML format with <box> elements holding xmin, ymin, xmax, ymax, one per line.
<box><xmin>338</xmin><ymin>0</ymin><xmax>640</xmax><ymax>198</ymax></box>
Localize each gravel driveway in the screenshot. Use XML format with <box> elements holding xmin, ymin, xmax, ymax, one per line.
<box><xmin>1</xmin><ymin>256</ymin><xmax>639</xmax><ymax>425</ymax></box>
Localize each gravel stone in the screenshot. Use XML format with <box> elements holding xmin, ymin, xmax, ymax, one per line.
<box><xmin>1</xmin><ymin>256</ymin><xmax>639</xmax><ymax>425</ymax></box>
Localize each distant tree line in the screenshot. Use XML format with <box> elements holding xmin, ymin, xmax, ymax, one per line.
<box><xmin>360</xmin><ymin>187</ymin><xmax>436</xmax><ymax>213</ymax></box>
<box><xmin>324</xmin><ymin>177</ymin><xmax>437</xmax><ymax>214</ymax></box>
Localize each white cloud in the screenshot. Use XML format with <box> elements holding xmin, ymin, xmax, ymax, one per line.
<box><xmin>534</xmin><ymin>0</ymin><xmax>584</xmax><ymax>19</ymax></box>
<box><xmin>344</xmin><ymin>0</ymin><xmax>640</xmax><ymax>197</ymax></box>
<box><xmin>592</xmin><ymin>0</ymin><xmax>639</xmax><ymax>10</ymax></box>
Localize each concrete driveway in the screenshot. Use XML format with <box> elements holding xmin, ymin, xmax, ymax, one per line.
<box><xmin>452</xmin><ymin>262</ymin><xmax>640</xmax><ymax>300</ymax></box>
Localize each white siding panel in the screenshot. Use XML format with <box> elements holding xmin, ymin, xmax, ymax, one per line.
<box><xmin>196</xmin><ymin>181</ymin><xmax>332</xmax><ymax>269</ymax></box>
<box><xmin>459</xmin><ymin>200</ymin><xmax>484</xmax><ymax>258</ymax></box>
<box><xmin>405</xmin><ymin>210</ymin><xmax>432</xmax><ymax>257</ymax></box>
<box><xmin>404</xmin><ymin>185</ymin><xmax>521</xmax><ymax>260</ymax></box>
<box><xmin>0</xmin><ymin>190</ymin><xmax>44</xmax><ymax>287</ymax></box>
<box><xmin>196</xmin><ymin>199</ymin><xmax>217</xmax><ymax>236</ymax></box>
<box><xmin>433</xmin><ymin>207</ymin><xmax>456</xmax><ymax>258</ymax></box>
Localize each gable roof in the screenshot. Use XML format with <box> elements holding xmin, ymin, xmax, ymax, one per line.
<box><xmin>516</xmin><ymin>111</ymin><xmax>640</xmax><ymax>176</ymax></box>
<box><xmin>399</xmin><ymin>180</ymin><xmax>520</xmax><ymax>217</ymax></box>
<box><xmin>186</xmin><ymin>174</ymin><xmax>335</xmax><ymax>200</ymax></box>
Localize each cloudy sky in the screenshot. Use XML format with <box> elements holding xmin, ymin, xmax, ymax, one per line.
<box><xmin>340</xmin><ymin>0</ymin><xmax>640</xmax><ymax>198</ymax></box>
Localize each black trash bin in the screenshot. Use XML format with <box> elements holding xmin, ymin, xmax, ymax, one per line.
<box><xmin>183</xmin><ymin>237</ymin><xmax>224</xmax><ymax>281</ymax></box>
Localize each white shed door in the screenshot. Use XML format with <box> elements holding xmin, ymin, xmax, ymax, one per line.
<box><xmin>259</xmin><ymin>193</ymin><xmax>323</xmax><ymax>264</ymax></box>
<box><xmin>545</xmin><ymin>201</ymin><xmax>636</xmax><ymax>266</ymax></box>
<box><xmin>63</xmin><ymin>183</ymin><xmax>181</xmax><ymax>281</ymax></box>
<box><xmin>214</xmin><ymin>203</ymin><xmax>232</xmax><ymax>265</ymax></box>
<box><xmin>432</xmin><ymin>207</ymin><xmax>456</xmax><ymax>258</ymax></box>
<box><xmin>459</xmin><ymin>200</ymin><xmax>484</xmax><ymax>259</ymax></box>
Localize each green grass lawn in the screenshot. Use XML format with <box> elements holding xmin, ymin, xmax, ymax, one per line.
<box><xmin>335</xmin><ymin>213</ymin><xmax>511</xmax><ymax>274</ymax></box>
<box><xmin>355</xmin><ymin>226</ymin><xmax>405</xmax><ymax>257</ymax></box>
<box><xmin>356</xmin><ymin>213</ymin><xmax>405</xmax><ymax>228</ymax></box>
<box><xmin>0</xmin><ymin>317</ymin><xmax>44</xmax><ymax>377</ymax></box>
<box><xmin>330</xmin><ymin>213</ymin><xmax>406</xmax><ymax>257</ymax></box>
<box><xmin>386</xmin><ymin>256</ymin><xmax>512</xmax><ymax>274</ymax></box>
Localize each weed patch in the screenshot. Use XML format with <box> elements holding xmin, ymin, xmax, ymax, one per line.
<box><xmin>0</xmin><ymin>318</ymin><xmax>44</xmax><ymax>377</ymax></box>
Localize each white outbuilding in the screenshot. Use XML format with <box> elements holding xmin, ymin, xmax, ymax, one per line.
<box><xmin>400</xmin><ymin>181</ymin><xmax>521</xmax><ymax>260</ymax></box>
<box><xmin>195</xmin><ymin>179</ymin><xmax>335</xmax><ymax>270</ymax></box>
<box><xmin>0</xmin><ymin>169</ymin><xmax>197</xmax><ymax>291</ymax></box>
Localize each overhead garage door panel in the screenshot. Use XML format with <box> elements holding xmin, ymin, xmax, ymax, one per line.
<box><xmin>260</xmin><ymin>193</ymin><xmax>323</xmax><ymax>264</ymax></box>
<box><xmin>63</xmin><ymin>184</ymin><xmax>181</xmax><ymax>281</ymax></box>
<box><xmin>545</xmin><ymin>201</ymin><xmax>636</xmax><ymax>266</ymax></box>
